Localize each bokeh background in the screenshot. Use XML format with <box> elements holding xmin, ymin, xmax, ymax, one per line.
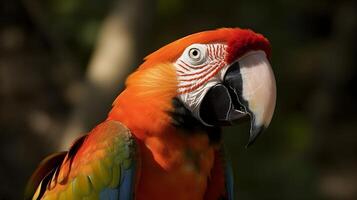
<box><xmin>1</xmin><ymin>0</ymin><xmax>357</xmax><ymax>199</ymax></box>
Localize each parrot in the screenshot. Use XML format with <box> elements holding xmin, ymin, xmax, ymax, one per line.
<box><xmin>25</xmin><ymin>27</ymin><xmax>276</xmax><ymax>200</ymax></box>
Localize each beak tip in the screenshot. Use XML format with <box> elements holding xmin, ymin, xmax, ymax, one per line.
<box><xmin>245</xmin><ymin>125</ymin><xmax>265</xmax><ymax>148</ymax></box>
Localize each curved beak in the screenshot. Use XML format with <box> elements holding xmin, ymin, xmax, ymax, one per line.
<box><xmin>199</xmin><ymin>50</ymin><xmax>276</xmax><ymax>146</ymax></box>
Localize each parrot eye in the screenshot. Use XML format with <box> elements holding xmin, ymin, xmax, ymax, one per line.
<box><xmin>186</xmin><ymin>44</ymin><xmax>207</xmax><ymax>65</ymax></box>
<box><xmin>189</xmin><ymin>48</ymin><xmax>200</xmax><ymax>59</ymax></box>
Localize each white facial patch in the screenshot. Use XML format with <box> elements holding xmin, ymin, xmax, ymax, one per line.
<box><xmin>174</xmin><ymin>43</ymin><xmax>229</xmax><ymax>121</ymax></box>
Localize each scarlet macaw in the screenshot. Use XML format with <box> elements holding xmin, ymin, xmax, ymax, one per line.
<box><xmin>25</xmin><ymin>28</ymin><xmax>276</xmax><ymax>200</ymax></box>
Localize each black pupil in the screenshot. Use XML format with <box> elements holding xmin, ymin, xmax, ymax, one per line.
<box><xmin>192</xmin><ymin>50</ymin><xmax>198</xmax><ymax>57</ymax></box>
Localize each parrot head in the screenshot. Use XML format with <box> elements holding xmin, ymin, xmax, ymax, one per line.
<box><xmin>110</xmin><ymin>28</ymin><xmax>276</xmax><ymax>146</ymax></box>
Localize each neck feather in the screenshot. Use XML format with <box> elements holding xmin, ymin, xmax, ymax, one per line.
<box><xmin>107</xmin><ymin>63</ymin><xmax>221</xmax><ymax>172</ymax></box>
<box><xmin>108</xmin><ymin>63</ymin><xmax>178</xmax><ymax>139</ymax></box>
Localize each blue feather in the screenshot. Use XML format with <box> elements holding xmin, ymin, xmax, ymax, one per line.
<box><xmin>100</xmin><ymin>160</ymin><xmax>137</xmax><ymax>200</ymax></box>
<box><xmin>221</xmin><ymin>147</ymin><xmax>235</xmax><ymax>200</ymax></box>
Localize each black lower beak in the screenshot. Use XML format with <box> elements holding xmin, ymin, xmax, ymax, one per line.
<box><xmin>199</xmin><ymin>84</ymin><xmax>248</xmax><ymax>126</ymax></box>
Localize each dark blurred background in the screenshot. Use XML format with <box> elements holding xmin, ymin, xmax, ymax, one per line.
<box><xmin>1</xmin><ymin>0</ymin><xmax>357</xmax><ymax>199</ymax></box>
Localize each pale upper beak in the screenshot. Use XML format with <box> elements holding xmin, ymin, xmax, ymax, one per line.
<box><xmin>236</xmin><ymin>51</ymin><xmax>276</xmax><ymax>146</ymax></box>
<box><xmin>199</xmin><ymin>50</ymin><xmax>276</xmax><ymax>146</ymax></box>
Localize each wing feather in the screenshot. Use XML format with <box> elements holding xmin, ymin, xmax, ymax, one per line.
<box><xmin>25</xmin><ymin>120</ymin><xmax>137</xmax><ymax>200</ymax></box>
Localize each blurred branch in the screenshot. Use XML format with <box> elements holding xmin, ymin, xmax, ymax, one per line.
<box><xmin>59</xmin><ymin>0</ymin><xmax>155</xmax><ymax>149</ymax></box>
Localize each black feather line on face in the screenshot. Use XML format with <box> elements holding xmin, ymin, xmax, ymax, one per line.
<box><xmin>168</xmin><ymin>98</ymin><xmax>222</xmax><ymax>144</ymax></box>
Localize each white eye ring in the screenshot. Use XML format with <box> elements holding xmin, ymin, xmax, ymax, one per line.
<box><xmin>186</xmin><ymin>44</ymin><xmax>207</xmax><ymax>65</ymax></box>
